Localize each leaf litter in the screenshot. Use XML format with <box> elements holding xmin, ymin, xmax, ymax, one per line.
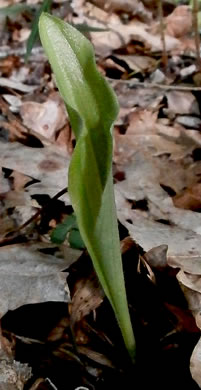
<box><xmin>1</xmin><ymin>0</ymin><xmax>201</xmax><ymax>389</ymax></box>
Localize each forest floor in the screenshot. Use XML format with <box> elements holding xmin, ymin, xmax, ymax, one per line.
<box><xmin>1</xmin><ymin>0</ymin><xmax>201</xmax><ymax>389</ymax></box>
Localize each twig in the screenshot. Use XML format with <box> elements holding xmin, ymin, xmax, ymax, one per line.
<box><xmin>192</xmin><ymin>0</ymin><xmax>201</xmax><ymax>71</ymax></box>
<box><xmin>158</xmin><ymin>0</ymin><xmax>168</xmax><ymax>69</ymax></box>
<box><xmin>0</xmin><ymin>187</ymin><xmax>68</xmax><ymax>247</ymax></box>
<box><xmin>45</xmin><ymin>378</ymin><xmax>58</xmax><ymax>390</ymax></box>
<box><xmin>108</xmin><ymin>78</ymin><xmax>201</xmax><ymax>91</ymax></box>
<box><xmin>28</xmin><ymin>378</ymin><xmax>45</xmax><ymax>390</ymax></box>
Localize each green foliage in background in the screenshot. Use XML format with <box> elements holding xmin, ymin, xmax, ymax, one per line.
<box><xmin>0</xmin><ymin>1</ymin><xmax>108</xmax><ymax>61</ymax></box>
<box><xmin>0</xmin><ymin>4</ymin><xmax>31</xmax><ymax>16</ymax></box>
<box><xmin>26</xmin><ymin>0</ymin><xmax>52</xmax><ymax>61</ymax></box>
<box><xmin>51</xmin><ymin>214</ymin><xmax>85</xmax><ymax>249</ymax></box>
<box><xmin>39</xmin><ymin>12</ymin><xmax>136</xmax><ymax>361</ymax></box>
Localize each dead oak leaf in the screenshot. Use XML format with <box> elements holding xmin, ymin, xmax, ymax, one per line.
<box><xmin>173</xmin><ymin>183</ymin><xmax>201</xmax><ymax>211</ymax></box>
<box><xmin>166</xmin><ymin>91</ymin><xmax>200</xmax><ymax>116</ymax></box>
<box><xmin>0</xmin><ymin>243</ymin><xmax>80</xmax><ymax>317</ymax></box>
<box><xmin>88</xmin><ymin>13</ymin><xmax>180</xmax><ymax>56</ymax></box>
<box><xmin>0</xmin><ymin>140</ymin><xmax>69</xmax><ymax>196</ymax></box>
<box><xmin>69</xmin><ymin>271</ymin><xmax>104</xmax><ymax>327</ymax></box>
<box><xmin>165</xmin><ymin>5</ymin><xmax>192</xmax><ymax>38</ymax></box>
<box><xmin>20</xmin><ymin>93</ymin><xmax>67</xmax><ymax>140</ymax></box>
<box><xmin>114</xmin><ymin>110</ymin><xmax>185</xmax><ymax>164</ymax></box>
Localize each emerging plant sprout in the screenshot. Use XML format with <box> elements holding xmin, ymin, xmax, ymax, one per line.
<box><xmin>39</xmin><ymin>13</ymin><xmax>136</xmax><ymax>361</ymax></box>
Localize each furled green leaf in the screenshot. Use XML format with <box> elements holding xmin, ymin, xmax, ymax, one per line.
<box><xmin>73</xmin><ymin>23</ymin><xmax>109</xmax><ymax>33</ymax></box>
<box><xmin>25</xmin><ymin>0</ymin><xmax>52</xmax><ymax>61</ymax></box>
<box><xmin>0</xmin><ymin>4</ymin><xmax>31</xmax><ymax>16</ymax></box>
<box><xmin>39</xmin><ymin>13</ymin><xmax>135</xmax><ymax>361</ymax></box>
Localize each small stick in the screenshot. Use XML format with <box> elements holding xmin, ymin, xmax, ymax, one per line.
<box><xmin>158</xmin><ymin>0</ymin><xmax>168</xmax><ymax>69</ymax></box>
<box><xmin>0</xmin><ymin>187</ymin><xmax>67</xmax><ymax>247</ymax></box>
<box><xmin>192</xmin><ymin>0</ymin><xmax>201</xmax><ymax>71</ymax></box>
<box><xmin>108</xmin><ymin>77</ymin><xmax>201</xmax><ymax>91</ymax></box>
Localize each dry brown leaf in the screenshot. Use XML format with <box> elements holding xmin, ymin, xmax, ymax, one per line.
<box><xmin>20</xmin><ymin>93</ymin><xmax>67</xmax><ymax>140</ymax></box>
<box><xmin>159</xmin><ymin>157</ymin><xmax>201</xmax><ymax>195</ymax></box>
<box><xmin>115</xmin><ymin>150</ymin><xmax>201</xmax><ymax>389</ymax></box>
<box><xmin>12</xmin><ymin>28</ymin><xmax>30</xmax><ymax>43</ymax></box>
<box><xmin>78</xmin><ymin>346</ymin><xmax>115</xmax><ymax>368</ymax></box>
<box><xmin>10</xmin><ymin>171</ymin><xmax>31</xmax><ymax>191</ymax></box>
<box><xmin>86</xmin><ymin>10</ymin><xmax>180</xmax><ymax>56</ymax></box>
<box><xmin>127</xmin><ymin>109</ymin><xmax>158</xmax><ymax>134</ymax></box>
<box><xmin>0</xmin><ymin>243</ymin><xmax>80</xmax><ymax>317</ymax></box>
<box><xmin>114</xmin><ymin>132</ymin><xmax>184</xmax><ymax>162</ymax></box>
<box><xmin>114</xmin><ymin>110</ymin><xmax>186</xmax><ymax>164</ymax></box>
<box><xmin>47</xmin><ymin>317</ymin><xmax>70</xmax><ymax>342</ymax></box>
<box><xmin>1</xmin><ymin>172</ymin><xmax>10</xmax><ymax>193</ymax></box>
<box><xmin>0</xmin><ymin>360</ymin><xmax>32</xmax><ymax>390</ymax></box>
<box><xmin>0</xmin><ymin>141</ymin><xmax>69</xmax><ymax>197</ymax></box>
<box><xmin>115</xmin><ymin>151</ymin><xmax>201</xmax><ymax>234</ymax></box>
<box><xmin>173</xmin><ymin>183</ymin><xmax>201</xmax><ymax>211</ymax></box>
<box><xmin>69</xmin><ymin>272</ymin><xmax>104</xmax><ymax>326</ymax></box>
<box><xmin>165</xmin><ymin>5</ymin><xmax>192</xmax><ymax>38</ymax></box>
<box><xmin>0</xmin><ymin>78</ymin><xmax>36</xmax><ymax>93</ymax></box>
<box><xmin>0</xmin><ymin>187</ymin><xmax>37</xmax><ymax>237</ymax></box>
<box><xmin>190</xmin><ymin>338</ymin><xmax>201</xmax><ymax>388</ymax></box>
<box><xmin>166</xmin><ymin>91</ymin><xmax>200</xmax><ymax>116</ymax></box>
<box><xmin>145</xmin><ymin>245</ymin><xmax>168</xmax><ymax>270</ymax></box>
<box><xmin>3</xmin><ymin>95</ymin><xmax>22</xmax><ymax>113</ymax></box>
<box><xmin>88</xmin><ymin>0</ymin><xmax>152</xmax><ymax>21</ymax></box>
<box><xmin>117</xmin><ymin>207</ymin><xmax>201</xmax><ymax>263</ymax></box>
<box><xmin>169</xmin><ymin>270</ymin><xmax>201</xmax><ymax>388</ymax></box>
<box><xmin>165</xmin><ymin>303</ymin><xmax>199</xmax><ymax>333</ymax></box>
<box><xmin>111</xmin><ymin>82</ymin><xmax>164</xmax><ymax>109</ymax></box>
<box><xmin>177</xmin><ymin>272</ymin><xmax>201</xmax><ymax>292</ymax></box>
<box><xmin>115</xmin><ymin>54</ymin><xmax>157</xmax><ymax>72</ymax></box>
<box><xmin>0</xmin><ymin>1</ymin><xmax>11</xmax><ymax>6</ymax></box>
<box><xmin>176</xmin><ymin>115</ymin><xmax>201</xmax><ymax>130</ymax></box>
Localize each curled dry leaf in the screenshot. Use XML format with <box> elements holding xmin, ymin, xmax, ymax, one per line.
<box><xmin>175</xmin><ymin>115</ymin><xmax>201</xmax><ymax>129</ymax></box>
<box><xmin>0</xmin><ymin>190</ymin><xmax>37</xmax><ymax>237</ymax></box>
<box><xmin>190</xmin><ymin>338</ymin><xmax>201</xmax><ymax>389</ymax></box>
<box><xmin>0</xmin><ymin>141</ymin><xmax>70</xmax><ymax>196</ymax></box>
<box><xmin>144</xmin><ymin>245</ymin><xmax>168</xmax><ymax>270</ymax></box>
<box><xmin>78</xmin><ymin>346</ymin><xmax>115</xmax><ymax>368</ymax></box>
<box><xmin>166</xmin><ymin>91</ymin><xmax>200</xmax><ymax>116</ymax></box>
<box><xmin>115</xmin><ymin>54</ymin><xmax>157</xmax><ymax>73</ymax></box>
<box><xmin>89</xmin><ymin>0</ymin><xmax>152</xmax><ymax>21</ymax></box>
<box><xmin>87</xmin><ymin>11</ymin><xmax>180</xmax><ymax>57</ymax></box>
<box><xmin>0</xmin><ymin>78</ymin><xmax>36</xmax><ymax>93</ymax></box>
<box><xmin>116</xmin><ymin>151</ymin><xmax>201</xmax><ymax>234</ymax></box>
<box><xmin>173</xmin><ymin>183</ymin><xmax>201</xmax><ymax>211</ymax></box>
<box><xmin>165</xmin><ymin>5</ymin><xmax>192</xmax><ymax>38</ymax></box>
<box><xmin>0</xmin><ymin>1</ymin><xmax>10</xmax><ymax>6</ymax></box>
<box><xmin>0</xmin><ymin>360</ymin><xmax>32</xmax><ymax>390</ymax></box>
<box><xmin>114</xmin><ymin>146</ymin><xmax>201</xmax><ymax>388</ymax></box>
<box><xmin>69</xmin><ymin>271</ymin><xmax>104</xmax><ymax>327</ymax></box>
<box><xmin>174</xmin><ymin>270</ymin><xmax>201</xmax><ymax>388</ymax></box>
<box><xmin>12</xmin><ymin>28</ymin><xmax>30</xmax><ymax>43</ymax></box>
<box><xmin>20</xmin><ymin>93</ymin><xmax>67</xmax><ymax>140</ymax></box>
<box><xmin>114</xmin><ymin>109</ymin><xmax>186</xmax><ymax>164</ymax></box>
<box><xmin>111</xmin><ymin>82</ymin><xmax>164</xmax><ymax>109</ymax></box>
<box><xmin>115</xmin><ymin>150</ymin><xmax>201</xmax><ymax>261</ymax></box>
<box><xmin>0</xmin><ymin>243</ymin><xmax>80</xmax><ymax>317</ymax></box>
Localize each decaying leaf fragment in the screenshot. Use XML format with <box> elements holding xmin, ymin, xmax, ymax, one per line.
<box><xmin>0</xmin><ymin>360</ymin><xmax>32</xmax><ymax>390</ymax></box>
<box><xmin>0</xmin><ymin>243</ymin><xmax>80</xmax><ymax>317</ymax></box>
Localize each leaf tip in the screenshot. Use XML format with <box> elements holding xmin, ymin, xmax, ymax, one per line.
<box><xmin>39</xmin><ymin>11</ymin><xmax>52</xmax><ymax>34</ymax></box>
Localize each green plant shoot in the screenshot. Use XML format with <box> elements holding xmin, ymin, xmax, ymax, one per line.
<box><xmin>26</xmin><ymin>0</ymin><xmax>52</xmax><ymax>61</ymax></box>
<box><xmin>39</xmin><ymin>13</ymin><xmax>136</xmax><ymax>361</ymax></box>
